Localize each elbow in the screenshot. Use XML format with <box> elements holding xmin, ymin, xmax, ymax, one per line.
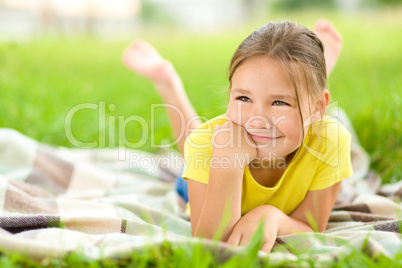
<box><xmin>193</xmin><ymin>226</ymin><xmax>215</xmax><ymax>240</ymax></box>
<box><xmin>192</xmin><ymin>220</ymin><xmax>214</xmax><ymax>239</ymax></box>
<box><xmin>193</xmin><ymin>230</ymin><xmax>230</xmax><ymax>243</ymax></box>
<box><xmin>193</xmin><ymin>220</ymin><xmax>237</xmax><ymax>242</ymax></box>
<box><xmin>317</xmin><ymin>222</ymin><xmax>328</xmax><ymax>233</ymax></box>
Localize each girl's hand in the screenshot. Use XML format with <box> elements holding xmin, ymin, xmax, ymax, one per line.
<box><xmin>226</xmin><ymin>205</ymin><xmax>284</xmax><ymax>253</ymax></box>
<box><xmin>212</xmin><ymin>120</ymin><xmax>257</xmax><ymax>169</ymax></box>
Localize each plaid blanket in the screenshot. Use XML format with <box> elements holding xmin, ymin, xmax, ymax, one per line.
<box><xmin>0</xmin><ymin>122</ymin><xmax>401</xmax><ymax>264</ymax></box>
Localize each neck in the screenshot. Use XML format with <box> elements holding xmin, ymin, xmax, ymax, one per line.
<box><xmin>249</xmin><ymin>150</ymin><xmax>297</xmax><ymax>170</ymax></box>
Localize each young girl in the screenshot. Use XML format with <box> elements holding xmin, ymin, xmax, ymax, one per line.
<box><xmin>122</xmin><ymin>20</ymin><xmax>351</xmax><ymax>253</ymax></box>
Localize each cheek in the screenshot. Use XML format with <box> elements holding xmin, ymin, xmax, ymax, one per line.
<box><xmin>226</xmin><ymin>102</ymin><xmax>250</xmax><ymax>126</ymax></box>
<box><xmin>277</xmin><ymin>113</ymin><xmax>303</xmax><ymax>137</ymax></box>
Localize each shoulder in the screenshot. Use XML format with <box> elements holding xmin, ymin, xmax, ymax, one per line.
<box><xmin>320</xmin><ymin>116</ymin><xmax>351</xmax><ymax>141</ymax></box>
<box><xmin>302</xmin><ymin>116</ymin><xmax>352</xmax><ymax>164</ymax></box>
<box><xmin>186</xmin><ymin>114</ymin><xmax>227</xmax><ymax>142</ymax></box>
<box><xmin>183</xmin><ymin>114</ymin><xmax>227</xmax><ymax>183</ymax></box>
<box><xmin>305</xmin><ymin>116</ymin><xmax>353</xmax><ymax>190</ymax></box>
<box><xmin>184</xmin><ymin>114</ymin><xmax>227</xmax><ymax>157</ymax></box>
<box><xmin>193</xmin><ymin>114</ymin><xmax>227</xmax><ymax>132</ymax></box>
<box><xmin>306</xmin><ymin>116</ymin><xmax>351</xmax><ymax>147</ymax></box>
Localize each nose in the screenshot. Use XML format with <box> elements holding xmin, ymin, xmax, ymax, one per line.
<box><xmin>247</xmin><ymin>114</ymin><xmax>272</xmax><ymax>129</ymax></box>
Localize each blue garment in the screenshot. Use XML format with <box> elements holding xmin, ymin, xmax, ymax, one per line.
<box><xmin>175</xmin><ymin>173</ymin><xmax>189</xmax><ymax>203</ymax></box>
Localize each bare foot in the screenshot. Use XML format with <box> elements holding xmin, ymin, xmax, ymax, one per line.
<box><xmin>122</xmin><ymin>39</ymin><xmax>200</xmax><ymax>155</ymax></box>
<box><xmin>122</xmin><ymin>40</ymin><xmax>176</xmax><ymax>85</ymax></box>
<box><xmin>313</xmin><ymin>19</ymin><xmax>343</xmax><ymax>75</ymax></box>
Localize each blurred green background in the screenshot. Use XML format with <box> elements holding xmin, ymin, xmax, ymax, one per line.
<box><xmin>0</xmin><ymin>1</ymin><xmax>401</xmax><ymax>184</ymax></box>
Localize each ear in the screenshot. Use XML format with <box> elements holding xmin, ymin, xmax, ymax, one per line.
<box><xmin>319</xmin><ymin>89</ymin><xmax>330</xmax><ymax>114</ymax></box>
<box><xmin>311</xmin><ymin>89</ymin><xmax>330</xmax><ymax>122</ymax></box>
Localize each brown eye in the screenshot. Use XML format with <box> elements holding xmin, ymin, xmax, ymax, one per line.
<box><xmin>273</xmin><ymin>100</ymin><xmax>288</xmax><ymax>106</ymax></box>
<box><xmin>237</xmin><ymin>96</ymin><xmax>251</xmax><ymax>102</ymax></box>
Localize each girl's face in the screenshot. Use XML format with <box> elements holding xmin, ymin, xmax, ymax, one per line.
<box><xmin>226</xmin><ymin>56</ymin><xmax>313</xmax><ymax>163</ymax></box>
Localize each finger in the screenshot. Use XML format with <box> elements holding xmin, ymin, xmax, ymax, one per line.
<box><xmin>225</xmin><ymin>114</ymin><xmax>233</xmax><ymax>122</ymax></box>
<box><xmin>230</xmin><ymin>120</ymin><xmax>241</xmax><ymax>127</ymax></box>
<box><xmin>221</xmin><ymin>121</ymin><xmax>230</xmax><ymax>128</ymax></box>
<box><xmin>227</xmin><ymin>231</ymin><xmax>242</xmax><ymax>246</ymax></box>
<box><xmin>260</xmin><ymin>238</ymin><xmax>276</xmax><ymax>254</ymax></box>
<box><xmin>238</xmin><ymin>233</ymin><xmax>253</xmax><ymax>247</ymax></box>
<box><xmin>214</xmin><ymin>125</ymin><xmax>221</xmax><ymax>131</ymax></box>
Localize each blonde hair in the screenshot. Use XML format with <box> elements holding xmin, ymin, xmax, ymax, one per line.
<box><xmin>228</xmin><ymin>20</ymin><xmax>327</xmax><ymax>145</ymax></box>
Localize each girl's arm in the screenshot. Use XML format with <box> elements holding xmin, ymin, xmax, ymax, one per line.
<box><xmin>287</xmin><ymin>181</ymin><xmax>342</xmax><ymax>233</ymax></box>
<box><xmin>188</xmin><ymin>121</ymin><xmax>257</xmax><ymax>241</ymax></box>
<box><xmin>188</xmin><ymin>167</ymin><xmax>244</xmax><ymax>240</ymax></box>
<box><xmin>227</xmin><ymin>181</ymin><xmax>342</xmax><ymax>252</ymax></box>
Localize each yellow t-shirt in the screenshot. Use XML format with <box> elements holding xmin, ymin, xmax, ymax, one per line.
<box><xmin>182</xmin><ymin>114</ymin><xmax>353</xmax><ymax>216</ymax></box>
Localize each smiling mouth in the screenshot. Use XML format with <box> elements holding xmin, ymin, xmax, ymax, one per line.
<box><xmin>250</xmin><ymin>134</ymin><xmax>281</xmax><ymax>141</ymax></box>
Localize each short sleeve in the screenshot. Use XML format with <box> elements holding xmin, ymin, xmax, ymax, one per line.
<box><xmin>181</xmin><ymin>128</ymin><xmax>213</xmax><ymax>185</ymax></box>
<box><xmin>308</xmin><ymin>128</ymin><xmax>353</xmax><ymax>191</ymax></box>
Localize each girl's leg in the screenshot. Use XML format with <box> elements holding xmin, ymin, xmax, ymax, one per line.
<box><xmin>122</xmin><ymin>40</ymin><xmax>201</xmax><ymax>156</ymax></box>
<box><xmin>313</xmin><ymin>19</ymin><xmax>343</xmax><ymax>76</ymax></box>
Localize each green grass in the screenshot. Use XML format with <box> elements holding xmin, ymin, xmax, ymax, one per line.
<box><xmin>0</xmin><ymin>7</ymin><xmax>401</xmax><ymax>267</ymax></box>
<box><xmin>1</xmin><ymin>228</ymin><xmax>402</xmax><ymax>267</ymax></box>
<box><xmin>0</xmin><ymin>9</ymin><xmax>400</xmax><ymax>183</ymax></box>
